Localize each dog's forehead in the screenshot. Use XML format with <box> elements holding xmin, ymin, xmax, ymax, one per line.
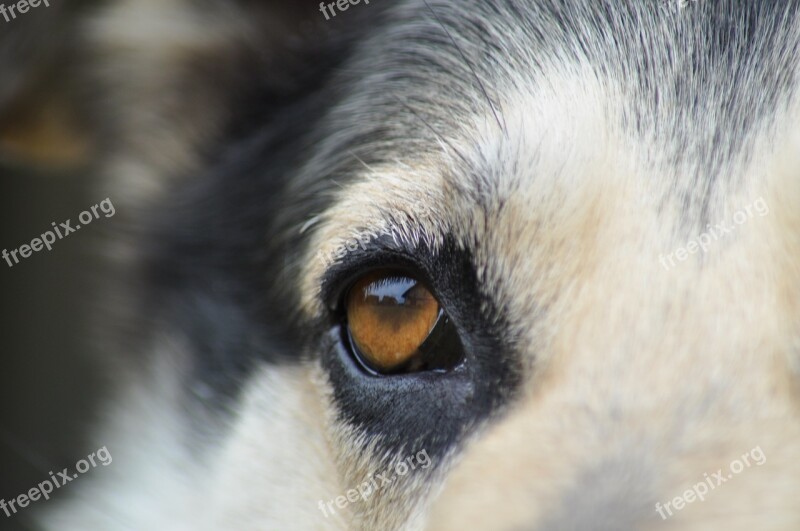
<box><xmin>309</xmin><ymin>0</ymin><xmax>799</xmax><ymax>176</ymax></box>
<box><xmin>301</xmin><ymin>2</ymin><xmax>800</xmax><ymax>281</ymax></box>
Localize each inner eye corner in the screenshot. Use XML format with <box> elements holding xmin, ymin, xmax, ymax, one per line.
<box><xmin>339</xmin><ymin>268</ymin><xmax>463</xmax><ymax>376</ymax></box>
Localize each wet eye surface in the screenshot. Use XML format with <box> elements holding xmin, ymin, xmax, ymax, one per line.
<box><xmin>344</xmin><ymin>270</ymin><xmax>463</xmax><ymax>375</ymax></box>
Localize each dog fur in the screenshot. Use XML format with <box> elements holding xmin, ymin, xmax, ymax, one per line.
<box><xmin>38</xmin><ymin>1</ymin><xmax>800</xmax><ymax>529</ymax></box>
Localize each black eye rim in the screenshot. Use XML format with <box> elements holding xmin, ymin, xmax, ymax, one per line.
<box><xmin>339</xmin><ymin>269</ymin><xmax>466</xmax><ymax>376</ymax></box>
<box><xmin>316</xmin><ymin>233</ymin><xmax>523</xmax><ymax>460</ymax></box>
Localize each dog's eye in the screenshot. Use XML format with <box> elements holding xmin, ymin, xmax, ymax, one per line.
<box><xmin>344</xmin><ymin>270</ymin><xmax>463</xmax><ymax>375</ymax></box>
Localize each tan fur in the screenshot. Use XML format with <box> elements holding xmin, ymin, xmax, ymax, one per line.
<box><xmin>301</xmin><ymin>69</ymin><xmax>800</xmax><ymax>529</ymax></box>
<box><xmin>36</xmin><ymin>2</ymin><xmax>800</xmax><ymax>529</ymax></box>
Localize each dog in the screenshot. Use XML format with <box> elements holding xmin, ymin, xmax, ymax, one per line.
<box><xmin>32</xmin><ymin>0</ymin><xmax>800</xmax><ymax>529</ymax></box>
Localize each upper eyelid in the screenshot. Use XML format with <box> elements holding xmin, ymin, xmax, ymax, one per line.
<box><xmin>318</xmin><ymin>238</ymin><xmax>434</xmax><ymax>311</ymax></box>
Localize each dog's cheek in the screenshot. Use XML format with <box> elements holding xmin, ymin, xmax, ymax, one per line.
<box><xmin>208</xmin><ymin>363</ymin><xmax>349</xmax><ymax>529</ymax></box>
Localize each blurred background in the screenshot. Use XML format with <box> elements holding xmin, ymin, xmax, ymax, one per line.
<box><xmin>1</xmin><ymin>2</ymin><xmax>106</xmax><ymax>529</ymax></box>
<box><xmin>0</xmin><ymin>1</ymin><xmax>330</xmax><ymax>528</ymax></box>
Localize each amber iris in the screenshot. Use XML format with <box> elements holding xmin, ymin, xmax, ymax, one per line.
<box><xmin>346</xmin><ymin>271</ymin><xmax>440</xmax><ymax>373</ymax></box>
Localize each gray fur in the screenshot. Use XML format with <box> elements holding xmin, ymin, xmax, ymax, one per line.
<box><xmin>36</xmin><ymin>1</ymin><xmax>800</xmax><ymax>530</ymax></box>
